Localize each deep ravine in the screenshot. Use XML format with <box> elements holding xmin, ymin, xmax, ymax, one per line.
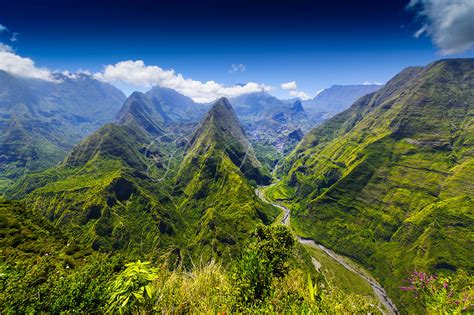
<box><xmin>255</xmin><ymin>184</ymin><xmax>399</xmax><ymax>315</ymax></box>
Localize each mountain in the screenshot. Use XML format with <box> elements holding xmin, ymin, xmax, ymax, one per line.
<box><xmin>145</xmin><ymin>86</ymin><xmax>208</xmax><ymax>122</ymax></box>
<box><xmin>230</xmin><ymin>91</ymin><xmax>291</xmax><ymax>119</ymax></box>
<box><xmin>271</xmin><ymin>59</ymin><xmax>474</xmax><ymax>311</ymax></box>
<box><xmin>174</xmin><ymin>97</ymin><xmax>278</xmax><ymax>260</ymax></box>
<box><xmin>9</xmin><ymin>92</ymin><xmax>184</xmax><ymax>255</ymax></box>
<box><xmin>116</xmin><ymin>91</ymin><xmax>169</xmax><ymax>136</ymax></box>
<box><xmin>0</xmin><ymin>71</ymin><xmax>126</xmax><ymax>184</ymax></box>
<box><xmin>303</xmin><ymin>84</ymin><xmax>382</xmax><ymax>118</ymax></box>
<box><xmin>9</xmin><ymin>96</ymin><xmax>277</xmax><ymax>262</ymax></box>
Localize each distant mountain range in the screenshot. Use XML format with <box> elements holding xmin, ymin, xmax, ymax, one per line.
<box><xmin>0</xmin><ymin>71</ymin><xmax>126</xmax><ymax>183</ymax></box>
<box><xmin>303</xmin><ymin>84</ymin><xmax>382</xmax><ymax>118</ymax></box>
<box><xmin>0</xmin><ymin>68</ymin><xmax>379</xmax><ymax>188</ymax></box>
<box><xmin>145</xmin><ymin>86</ymin><xmax>208</xmax><ymax>122</ymax></box>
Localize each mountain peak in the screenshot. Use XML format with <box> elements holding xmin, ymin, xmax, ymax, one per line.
<box><xmin>208</xmin><ymin>97</ymin><xmax>234</xmax><ymax>115</ymax></box>
<box><xmin>190</xmin><ymin>97</ymin><xmax>243</xmax><ymax>147</ymax></box>
<box><xmin>182</xmin><ymin>98</ymin><xmax>269</xmax><ymax>184</ymax></box>
<box><xmin>291</xmin><ymin>99</ymin><xmax>304</xmax><ymax>114</ymax></box>
<box><xmin>116</xmin><ymin>92</ymin><xmax>168</xmax><ymax>136</ymax></box>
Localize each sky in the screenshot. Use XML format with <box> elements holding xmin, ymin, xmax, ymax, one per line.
<box><xmin>0</xmin><ymin>0</ymin><xmax>473</xmax><ymax>102</ymax></box>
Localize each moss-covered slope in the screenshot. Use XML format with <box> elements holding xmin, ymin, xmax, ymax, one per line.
<box><xmin>8</xmin><ymin>96</ymin><xmax>277</xmax><ymax>263</ymax></box>
<box><xmin>272</xmin><ymin>58</ymin><xmax>474</xmax><ymax>310</ymax></box>
<box><xmin>175</xmin><ymin>98</ymin><xmax>278</xmax><ymax>261</ymax></box>
<box><xmin>8</xmin><ymin>92</ymin><xmax>185</xmax><ymax>256</ymax></box>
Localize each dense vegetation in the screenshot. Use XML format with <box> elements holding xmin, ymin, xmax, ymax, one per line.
<box><xmin>268</xmin><ymin>58</ymin><xmax>474</xmax><ymax>311</ymax></box>
<box><xmin>1</xmin><ymin>207</ymin><xmax>378</xmax><ymax>313</ymax></box>
<box><xmin>1</xmin><ymin>58</ymin><xmax>473</xmax><ymax>313</ymax></box>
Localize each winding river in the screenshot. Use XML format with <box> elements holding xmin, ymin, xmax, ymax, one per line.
<box><xmin>255</xmin><ymin>185</ymin><xmax>398</xmax><ymax>314</ymax></box>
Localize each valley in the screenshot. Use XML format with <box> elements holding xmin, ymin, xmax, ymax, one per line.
<box><xmin>257</xmin><ymin>177</ymin><xmax>398</xmax><ymax>314</ymax></box>
<box><xmin>1</xmin><ymin>57</ymin><xmax>472</xmax><ymax>313</ymax></box>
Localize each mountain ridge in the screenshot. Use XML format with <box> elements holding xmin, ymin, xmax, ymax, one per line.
<box><xmin>270</xmin><ymin>58</ymin><xmax>474</xmax><ymax>311</ymax></box>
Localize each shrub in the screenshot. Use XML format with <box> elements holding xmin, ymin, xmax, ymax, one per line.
<box><xmin>232</xmin><ymin>224</ymin><xmax>295</xmax><ymax>308</ymax></box>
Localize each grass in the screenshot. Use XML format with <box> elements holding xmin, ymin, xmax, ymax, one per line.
<box><xmin>304</xmin><ymin>245</ymin><xmax>375</xmax><ymax>298</ymax></box>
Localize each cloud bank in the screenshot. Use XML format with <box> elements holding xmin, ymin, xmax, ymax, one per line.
<box><xmin>408</xmin><ymin>0</ymin><xmax>474</xmax><ymax>54</ymax></box>
<box><xmin>94</xmin><ymin>60</ymin><xmax>272</xmax><ymax>103</ymax></box>
<box><xmin>281</xmin><ymin>81</ymin><xmax>297</xmax><ymax>90</ymax></box>
<box><xmin>362</xmin><ymin>81</ymin><xmax>383</xmax><ymax>85</ymax></box>
<box><xmin>0</xmin><ymin>51</ymin><xmax>55</xmax><ymax>81</ymax></box>
<box><xmin>280</xmin><ymin>80</ymin><xmax>311</xmax><ymax>100</ymax></box>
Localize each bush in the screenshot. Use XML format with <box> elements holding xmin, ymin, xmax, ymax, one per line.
<box><xmin>232</xmin><ymin>224</ymin><xmax>295</xmax><ymax>308</ymax></box>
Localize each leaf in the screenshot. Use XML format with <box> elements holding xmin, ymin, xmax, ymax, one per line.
<box><xmin>132</xmin><ymin>291</ymin><xmax>144</xmax><ymax>302</ymax></box>
<box><xmin>121</xmin><ymin>295</ymin><xmax>130</xmax><ymax>307</ymax></box>
<box><xmin>145</xmin><ymin>285</ymin><xmax>153</xmax><ymax>299</ymax></box>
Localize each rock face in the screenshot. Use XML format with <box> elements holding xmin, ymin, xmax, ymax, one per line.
<box><xmin>291</xmin><ymin>99</ymin><xmax>304</xmax><ymax>115</ymax></box>
<box><xmin>278</xmin><ymin>58</ymin><xmax>474</xmax><ymax>311</ymax></box>
<box><xmin>0</xmin><ymin>71</ymin><xmax>126</xmax><ymax>181</ymax></box>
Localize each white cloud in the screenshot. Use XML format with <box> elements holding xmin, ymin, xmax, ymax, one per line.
<box><xmin>289</xmin><ymin>90</ymin><xmax>311</xmax><ymax>100</ymax></box>
<box><xmin>362</xmin><ymin>81</ymin><xmax>383</xmax><ymax>85</ymax></box>
<box><xmin>94</xmin><ymin>60</ymin><xmax>272</xmax><ymax>103</ymax></box>
<box><xmin>281</xmin><ymin>81</ymin><xmax>297</xmax><ymax>90</ymax></box>
<box><xmin>229</xmin><ymin>63</ymin><xmax>246</xmax><ymax>73</ymax></box>
<box><xmin>408</xmin><ymin>0</ymin><xmax>474</xmax><ymax>54</ymax></box>
<box><xmin>0</xmin><ymin>43</ymin><xmax>13</xmax><ymax>52</ymax></box>
<box><xmin>0</xmin><ymin>24</ymin><xmax>7</xmax><ymax>32</ymax></box>
<box><xmin>0</xmin><ymin>51</ymin><xmax>55</xmax><ymax>81</ymax></box>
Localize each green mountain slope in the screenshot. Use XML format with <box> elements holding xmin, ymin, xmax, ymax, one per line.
<box><xmin>174</xmin><ymin>98</ymin><xmax>278</xmax><ymax>261</ymax></box>
<box><xmin>8</xmin><ymin>92</ymin><xmax>185</xmax><ymax>256</ymax></box>
<box><xmin>271</xmin><ymin>58</ymin><xmax>474</xmax><ymax>310</ymax></box>
<box><xmin>8</xmin><ymin>96</ymin><xmax>277</xmax><ymax>263</ymax></box>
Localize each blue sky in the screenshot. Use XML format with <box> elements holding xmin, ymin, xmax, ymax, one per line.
<box><xmin>0</xmin><ymin>0</ymin><xmax>473</xmax><ymax>101</ymax></box>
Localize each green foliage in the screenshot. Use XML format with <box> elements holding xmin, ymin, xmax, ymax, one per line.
<box><xmin>307</xmin><ymin>273</ymin><xmax>324</xmax><ymax>304</ymax></box>
<box><xmin>232</xmin><ymin>225</ymin><xmax>295</xmax><ymax>307</ymax></box>
<box><xmin>107</xmin><ymin>260</ymin><xmax>158</xmax><ymax>314</ymax></box>
<box><xmin>0</xmin><ymin>198</ymin><xmax>123</xmax><ymax>313</ymax></box>
<box><xmin>251</xmin><ymin>224</ymin><xmax>295</xmax><ymax>277</ymax></box>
